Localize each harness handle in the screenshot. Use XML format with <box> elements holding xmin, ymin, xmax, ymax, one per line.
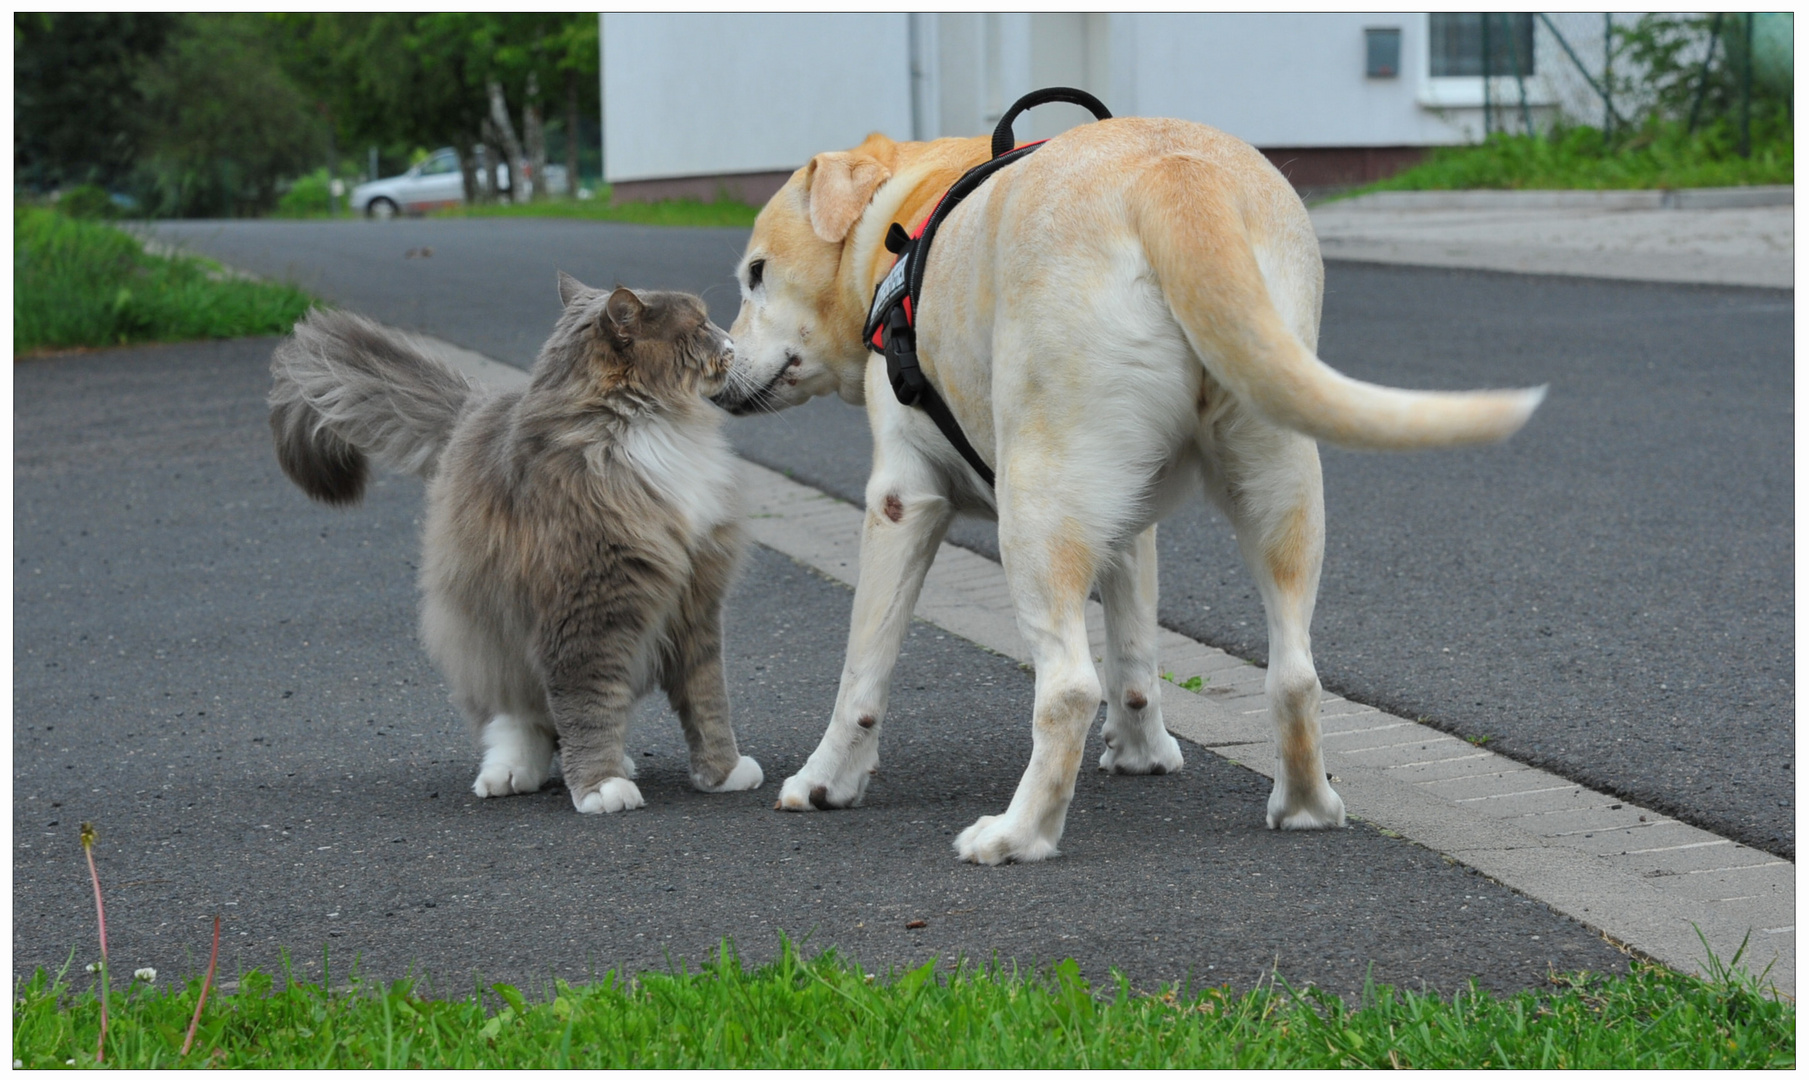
<box><xmin>990</xmin><ymin>87</ymin><xmax>1113</xmax><ymax>159</ymax></box>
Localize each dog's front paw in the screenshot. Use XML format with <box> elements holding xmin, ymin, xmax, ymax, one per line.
<box><xmin>1266</xmin><ymin>777</ymin><xmax>1345</xmax><ymax>830</ymax></box>
<box><xmin>695</xmin><ymin>755</ymin><xmax>763</xmax><ymax>793</ymax></box>
<box><xmin>573</xmin><ymin>777</ymin><xmax>645</xmax><ymax>814</ymax></box>
<box><xmin>954</xmin><ymin>813</ymin><xmax>1061</xmax><ymax>865</ymax></box>
<box><xmin>775</xmin><ymin>765</ymin><xmax>870</xmax><ymax>812</ymax></box>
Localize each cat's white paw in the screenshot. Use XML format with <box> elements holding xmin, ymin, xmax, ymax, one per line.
<box><xmin>621</xmin><ymin>753</ymin><xmax>638</xmax><ymax>779</ymax></box>
<box><xmin>472</xmin><ymin>761</ymin><xmax>548</xmax><ymax>798</ymax></box>
<box><xmin>695</xmin><ymin>755</ymin><xmax>763</xmax><ymax>793</ymax></box>
<box><xmin>473</xmin><ymin>714</ymin><xmax>553</xmax><ymax>797</ymax></box>
<box><xmin>573</xmin><ymin>777</ymin><xmax>645</xmax><ymax>814</ymax></box>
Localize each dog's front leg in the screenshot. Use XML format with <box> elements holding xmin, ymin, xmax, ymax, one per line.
<box><xmin>776</xmin><ymin>475</ymin><xmax>953</xmax><ymax>811</ymax></box>
<box><xmin>955</xmin><ymin>496</ymin><xmax>1103</xmax><ymax>864</ymax></box>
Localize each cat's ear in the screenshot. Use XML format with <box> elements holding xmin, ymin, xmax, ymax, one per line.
<box><xmin>557</xmin><ymin>270</ymin><xmax>590</xmax><ymax>309</ymax></box>
<box><xmin>604</xmin><ymin>286</ymin><xmax>645</xmax><ymax>339</ymax></box>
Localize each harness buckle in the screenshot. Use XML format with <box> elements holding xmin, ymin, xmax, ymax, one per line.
<box><xmin>883</xmin><ymin>306</ymin><xmax>923</xmax><ymax>406</ymax></box>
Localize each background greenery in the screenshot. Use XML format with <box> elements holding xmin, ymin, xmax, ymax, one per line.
<box><xmin>437</xmin><ymin>191</ymin><xmax>761</xmax><ymax>228</ymax></box>
<box><xmin>1361</xmin><ymin>14</ymin><xmax>1792</xmax><ymax>194</ymax></box>
<box><xmin>1360</xmin><ymin>120</ymin><xmax>1792</xmax><ymax>193</ymax></box>
<box><xmin>13</xmin><ymin>12</ymin><xmax>1790</xmax><ymax>221</ymax></box>
<box><xmin>13</xmin><ymin>206</ymin><xmax>316</xmax><ymax>354</ymax></box>
<box><xmin>15</xmin><ymin>13</ymin><xmax>598</xmax><ymax>219</ymax></box>
<box><xmin>12</xmin><ymin>943</ymin><xmax>1793</xmax><ymax>1069</ymax></box>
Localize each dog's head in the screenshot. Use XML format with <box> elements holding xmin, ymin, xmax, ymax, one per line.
<box><xmin>713</xmin><ymin>134</ymin><xmax>901</xmax><ymax>415</ymax></box>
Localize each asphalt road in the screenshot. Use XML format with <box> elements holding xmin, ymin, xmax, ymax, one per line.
<box><xmin>147</xmin><ymin>218</ymin><xmax>1795</xmax><ymax>859</ymax></box>
<box><xmin>12</xmin><ymin>339</ymin><xmax>1631</xmax><ymax>995</ymax></box>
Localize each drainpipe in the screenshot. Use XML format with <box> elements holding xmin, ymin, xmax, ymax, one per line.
<box><xmin>596</xmin><ymin>13</ymin><xmax>608</xmax><ymax>193</ymax></box>
<box><xmin>908</xmin><ymin>13</ymin><xmax>928</xmax><ymax>141</ymax></box>
<box><xmin>1482</xmin><ymin>14</ymin><xmax>1493</xmax><ymax>137</ymax></box>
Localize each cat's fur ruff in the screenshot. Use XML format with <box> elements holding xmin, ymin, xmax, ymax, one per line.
<box><xmin>268</xmin><ymin>275</ymin><xmax>761</xmax><ymax>813</ymax></box>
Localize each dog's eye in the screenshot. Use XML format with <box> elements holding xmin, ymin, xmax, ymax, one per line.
<box><xmin>746</xmin><ymin>259</ymin><xmax>765</xmax><ymax>291</ymax></box>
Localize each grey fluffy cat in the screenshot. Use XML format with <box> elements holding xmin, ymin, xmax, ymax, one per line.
<box><xmin>268</xmin><ymin>274</ymin><xmax>761</xmax><ymax>813</ymax></box>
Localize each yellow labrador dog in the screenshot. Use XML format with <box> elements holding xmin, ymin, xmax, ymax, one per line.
<box><xmin>715</xmin><ymin>119</ymin><xmax>1542</xmax><ymax>864</ymax></box>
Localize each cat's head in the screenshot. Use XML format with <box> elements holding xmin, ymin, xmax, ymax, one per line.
<box><xmin>552</xmin><ymin>272</ymin><xmax>735</xmax><ymax>405</ymax></box>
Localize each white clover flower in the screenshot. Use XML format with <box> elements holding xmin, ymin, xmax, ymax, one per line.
<box><xmin>133</xmin><ymin>967</ymin><xmax>157</xmax><ymax>983</ymax></box>
<box><xmin>85</xmin><ymin>962</ymin><xmax>100</xmax><ymax>974</ymax></box>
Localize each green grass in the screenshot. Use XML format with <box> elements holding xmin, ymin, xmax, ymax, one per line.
<box><xmin>14</xmin><ymin>206</ymin><xmax>317</xmax><ymax>355</ymax></box>
<box><xmin>1352</xmin><ymin>120</ymin><xmax>1793</xmax><ymax>195</ymax></box>
<box><xmin>435</xmin><ymin>192</ymin><xmax>761</xmax><ymax>228</ymax></box>
<box><xmin>13</xmin><ymin>941</ymin><xmax>1792</xmax><ymax>1068</ymax></box>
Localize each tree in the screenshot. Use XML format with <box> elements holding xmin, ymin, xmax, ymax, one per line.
<box><xmin>409</xmin><ymin>14</ymin><xmax>595</xmax><ymax>200</ymax></box>
<box><xmin>133</xmin><ymin>15</ymin><xmax>327</xmax><ymax>217</ymax></box>
<box><xmin>14</xmin><ymin>13</ymin><xmax>176</xmax><ymax>190</ymax></box>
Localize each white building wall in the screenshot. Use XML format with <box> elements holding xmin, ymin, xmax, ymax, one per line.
<box><xmin>1125</xmin><ymin>13</ymin><xmax>1468</xmax><ymax>146</ymax></box>
<box><xmin>601</xmin><ymin>13</ymin><xmax>912</xmax><ymax>183</ymax></box>
<box><xmin>600</xmin><ymin>12</ymin><xmax>1607</xmax><ymax>185</ymax></box>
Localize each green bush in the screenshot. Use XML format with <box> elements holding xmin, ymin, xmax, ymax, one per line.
<box><xmin>1361</xmin><ymin>117</ymin><xmax>1792</xmax><ymax>194</ymax></box>
<box><xmin>275</xmin><ymin>169</ymin><xmax>333</xmax><ymax>217</ymax></box>
<box><xmin>56</xmin><ymin>183</ymin><xmax>117</xmax><ymax>219</ymax></box>
<box><xmin>14</xmin><ymin>206</ymin><xmax>316</xmax><ymax>353</ymax></box>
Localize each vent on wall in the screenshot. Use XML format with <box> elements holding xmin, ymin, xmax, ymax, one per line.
<box><xmin>1366</xmin><ymin>27</ymin><xmax>1402</xmax><ymax>79</ymax></box>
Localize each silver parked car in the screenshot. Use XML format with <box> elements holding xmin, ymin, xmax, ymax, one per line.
<box><xmin>351</xmin><ymin>148</ymin><xmax>569</xmax><ymax>218</ymax></box>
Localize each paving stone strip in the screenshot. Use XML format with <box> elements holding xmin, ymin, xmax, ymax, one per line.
<box><xmin>423</xmin><ymin>334</ymin><xmax>1794</xmax><ymax>998</ymax></box>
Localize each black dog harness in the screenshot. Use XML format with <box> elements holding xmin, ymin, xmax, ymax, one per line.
<box><xmin>863</xmin><ymin>87</ymin><xmax>1112</xmax><ymax>488</ymax></box>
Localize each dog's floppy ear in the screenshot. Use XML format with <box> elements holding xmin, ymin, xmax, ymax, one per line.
<box><xmin>604</xmin><ymin>286</ymin><xmax>645</xmax><ymax>340</ymax></box>
<box><xmin>805</xmin><ymin>150</ymin><xmax>892</xmax><ymax>244</ymax></box>
<box><xmin>557</xmin><ymin>270</ymin><xmax>589</xmax><ymax>308</ymax></box>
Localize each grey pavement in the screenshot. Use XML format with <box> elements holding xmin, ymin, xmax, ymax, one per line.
<box><xmin>140</xmin><ymin>219</ymin><xmax>751</xmax><ymax>367</ymax></box>
<box><xmin>1309</xmin><ymin>188</ymin><xmax>1793</xmax><ymax>288</ymax></box>
<box><xmin>727</xmin><ymin>452</ymin><xmax>1791</xmax><ymax>994</ymax></box>
<box><xmin>142</xmin><ymin>215</ymin><xmax>1792</xmax><ymax>859</ymax></box>
<box><xmin>12</xmin><ymin>339</ymin><xmax>1633</xmax><ymax>996</ymax></box>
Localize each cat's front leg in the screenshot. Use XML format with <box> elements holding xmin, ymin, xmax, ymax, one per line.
<box><xmin>666</xmin><ymin>526</ymin><xmax>762</xmax><ymax>794</ymax></box>
<box><xmin>472</xmin><ymin>713</ymin><xmax>556</xmax><ymax>797</ymax></box>
<box><xmin>777</xmin><ymin>472</ymin><xmax>954</xmax><ymax>811</ymax></box>
<box><xmin>545</xmin><ymin>671</ymin><xmax>643</xmax><ymax>814</ymax></box>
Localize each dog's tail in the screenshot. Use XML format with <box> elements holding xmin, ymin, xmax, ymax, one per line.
<box><xmin>1133</xmin><ymin>156</ymin><xmax>1544</xmax><ymax>450</ymax></box>
<box><xmin>269</xmin><ymin>308</ymin><xmax>476</xmax><ymax>505</ymax></box>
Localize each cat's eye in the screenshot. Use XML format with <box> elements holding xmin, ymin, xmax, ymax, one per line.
<box><xmin>746</xmin><ymin>259</ymin><xmax>765</xmax><ymax>291</ymax></box>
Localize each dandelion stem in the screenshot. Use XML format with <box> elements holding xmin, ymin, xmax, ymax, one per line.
<box><xmin>181</xmin><ymin>916</ymin><xmax>222</xmax><ymax>1057</ymax></box>
<box><xmin>80</xmin><ymin>823</ymin><xmax>109</xmax><ymax>1064</ymax></box>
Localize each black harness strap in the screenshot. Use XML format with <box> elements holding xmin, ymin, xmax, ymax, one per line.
<box><xmin>864</xmin><ymin>87</ymin><xmax>1111</xmax><ymax>489</ymax></box>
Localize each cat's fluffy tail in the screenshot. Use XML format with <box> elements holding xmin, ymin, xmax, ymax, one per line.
<box><xmin>269</xmin><ymin>308</ymin><xmax>476</xmax><ymax>505</ymax></box>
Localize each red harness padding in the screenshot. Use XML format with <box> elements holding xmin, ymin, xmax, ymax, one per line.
<box><xmin>866</xmin><ymin>201</ymin><xmax>937</xmax><ymax>353</ymax></box>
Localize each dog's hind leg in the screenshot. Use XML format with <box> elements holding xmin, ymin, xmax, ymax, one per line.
<box><xmin>1210</xmin><ymin>420</ymin><xmax>1345</xmax><ymax>830</ymax></box>
<box><xmin>1097</xmin><ymin>525</ymin><xmax>1185</xmax><ymax>776</ymax></box>
<box><xmin>776</xmin><ymin>464</ymin><xmax>954</xmax><ymax>811</ymax></box>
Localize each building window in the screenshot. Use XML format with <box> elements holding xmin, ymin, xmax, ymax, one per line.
<box><xmin>1365</xmin><ymin>27</ymin><xmax>1402</xmax><ymax>78</ymax></box>
<box><xmin>1428</xmin><ymin>13</ymin><xmax>1535</xmax><ymax>77</ymax></box>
